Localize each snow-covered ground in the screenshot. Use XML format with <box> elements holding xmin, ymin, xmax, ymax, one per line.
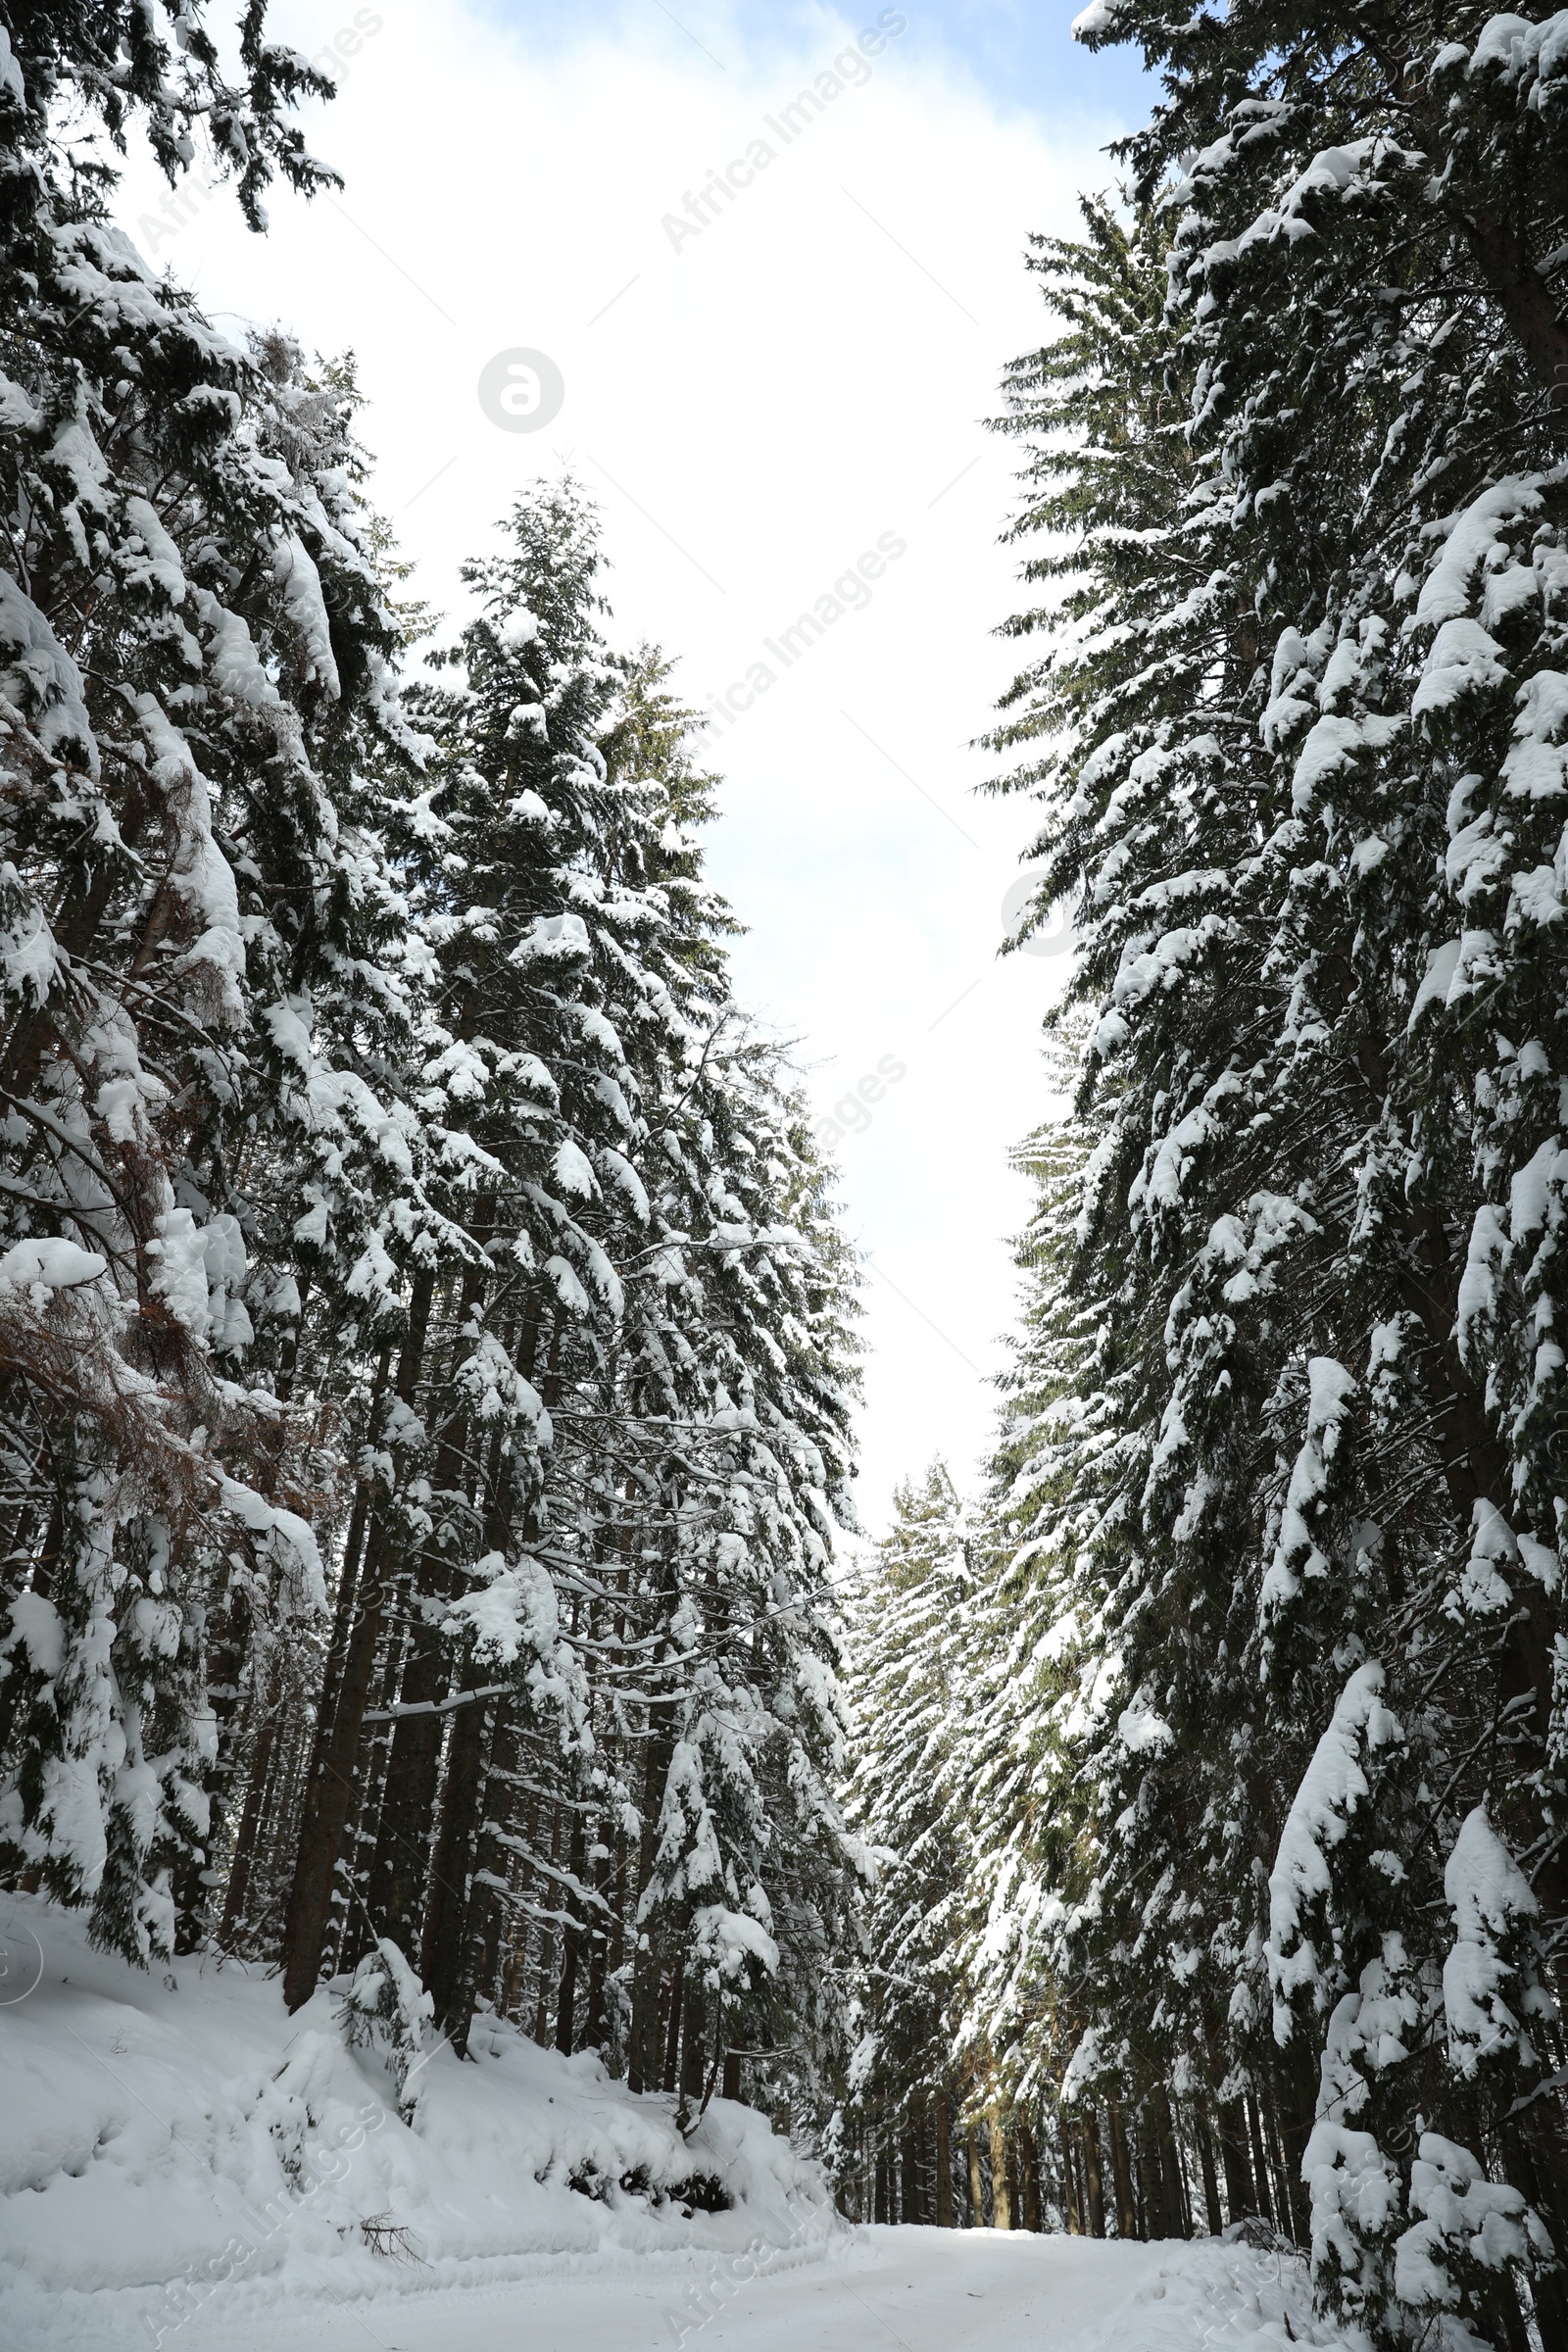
<box><xmin>0</xmin><ymin>1894</ymin><xmax>1349</xmax><ymax>2352</ymax></box>
<box><xmin>162</xmin><ymin>2228</ymin><xmax>1348</xmax><ymax>2352</ymax></box>
<box><xmin>0</xmin><ymin>1893</ymin><xmax>829</xmax><ymax>2348</ymax></box>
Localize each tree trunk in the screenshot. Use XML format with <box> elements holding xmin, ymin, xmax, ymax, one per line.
<box><xmin>679</xmin><ymin>1975</ymin><xmax>707</xmax><ymax>2110</ymax></box>
<box><xmin>280</xmin><ymin>1290</ymin><xmax>430</xmax><ymax>2014</ymax></box>
<box><xmin>662</xmin><ymin>1966</ymin><xmax>683</xmax><ymax>2094</ymax></box>
<box><xmin>1138</xmin><ymin>2110</ymin><xmax>1165</xmax><ymax>2239</ymax></box>
<box><xmin>967</xmin><ymin>2128</ymin><xmax>986</xmax><ymax>2229</ymax></box>
<box><xmin>1152</xmin><ymin>2087</ymin><xmax>1188</xmax><ymax>2237</ymax></box>
<box><xmin>532</xmin><ymin>1804</ymin><xmax>563</xmax><ymax>2044</ymax></box>
<box><xmin>1018</xmin><ymin>2113</ymin><xmax>1042</xmax><ymax>2231</ymax></box>
<box><xmin>367</xmin><ymin>1265</ymin><xmax>492</xmax><ymax>1950</ymax></box>
<box><xmin>555</xmin><ymin>1809</ymin><xmax>588</xmax><ymax>2055</ymax></box>
<box><xmin>1082</xmin><ymin>2110</ymin><xmax>1106</xmax><ymax>2237</ymax></box>
<box><xmin>172</xmin><ymin>1583</ymin><xmax>257</xmax><ymax>1952</ymax></box>
<box><xmin>216</xmin><ymin>1680</ymin><xmax>277</xmax><ymax>1953</ymax></box>
<box><xmin>1196</xmin><ymin>2111</ymin><xmax>1223</xmax><ymax>2235</ymax></box>
<box><xmin>936</xmin><ymin>2096</ymin><xmax>955</xmax><ymax>2227</ymax></box>
<box><xmin>1059</xmin><ymin>2115</ymin><xmax>1082</xmax><ymax>2232</ymax></box>
<box><xmin>902</xmin><ymin>2115</ymin><xmax>922</xmax><ymax>2227</ymax></box>
<box><xmin>987</xmin><ymin>2113</ymin><xmax>1010</xmax><ymax>2229</ymax></box>
<box><xmin>1246</xmin><ymin>2095</ymin><xmax>1274</xmax><ymax>2229</ymax></box>
<box><xmin>418</xmin><ymin>1674</ymin><xmax>498</xmax><ymax>2051</ymax></box>
<box><xmin>1217</xmin><ymin>2099</ymin><xmax>1255</xmax><ymax>2223</ymax></box>
<box><xmin>1263</xmin><ymin>2099</ymin><xmax>1302</xmax><ymax>2247</ymax></box>
<box><xmin>627</xmin><ymin>1726</ymin><xmax>672</xmax><ymax>2093</ymax></box>
<box><xmin>1109</xmin><ymin>2102</ymin><xmax>1138</xmax><ymax>2239</ymax></box>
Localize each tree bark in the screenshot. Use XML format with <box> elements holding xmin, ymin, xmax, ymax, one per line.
<box><xmin>555</xmin><ymin>1808</ymin><xmax>588</xmax><ymax>2055</ymax></box>
<box><xmin>1196</xmin><ymin>2111</ymin><xmax>1223</xmax><ymax>2235</ymax></box>
<box><xmin>1109</xmin><ymin>2102</ymin><xmax>1138</xmax><ymax>2238</ymax></box>
<box><xmin>1464</xmin><ymin>211</ymin><xmax>1568</xmax><ymax>414</ymax></box>
<box><xmin>679</xmin><ymin>1975</ymin><xmax>707</xmax><ymax>2109</ymax></box>
<box><xmin>967</xmin><ymin>2128</ymin><xmax>986</xmax><ymax>2229</ymax></box>
<box><xmin>986</xmin><ymin>2113</ymin><xmax>1010</xmax><ymax>2229</ymax></box>
<box><xmin>1081</xmin><ymin>2110</ymin><xmax>1106</xmax><ymax>2237</ymax></box>
<box><xmin>419</xmin><ymin>1681</ymin><xmax>502</xmax><ymax>2053</ymax></box>
<box><xmin>1153</xmin><ymin>2087</ymin><xmax>1189</xmax><ymax>2237</ymax></box>
<box><xmin>1217</xmin><ymin>2099</ymin><xmax>1255</xmax><ymax>2222</ymax></box>
<box><xmin>902</xmin><ymin>2113</ymin><xmax>922</xmax><ymax>2227</ymax></box>
<box><xmin>216</xmin><ymin>1677</ymin><xmax>276</xmax><ymax>1952</ymax></box>
<box><xmin>1246</xmin><ymin>2095</ymin><xmax>1275</xmax><ymax>2229</ymax></box>
<box><xmin>1138</xmin><ymin>2111</ymin><xmax>1165</xmax><ymax>2239</ymax></box>
<box><xmin>1018</xmin><ymin>2112</ymin><xmax>1042</xmax><ymax>2231</ymax></box>
<box><xmin>662</xmin><ymin>1965</ymin><xmax>683</xmax><ymax>2093</ymax></box>
<box><xmin>627</xmin><ymin>1725</ymin><xmax>673</xmax><ymax>2093</ymax></box>
<box><xmin>367</xmin><ymin>1262</ymin><xmax>492</xmax><ymax>1951</ymax></box>
<box><xmin>1059</xmin><ymin>2116</ymin><xmax>1083</xmax><ymax>2233</ymax></box>
<box><xmin>281</xmin><ymin>1293</ymin><xmax>430</xmax><ymax>2013</ymax></box>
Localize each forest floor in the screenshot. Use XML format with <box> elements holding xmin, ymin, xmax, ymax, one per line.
<box><xmin>182</xmin><ymin>2225</ymin><xmax>1346</xmax><ymax>2352</ymax></box>
<box><xmin>0</xmin><ymin>1895</ymin><xmax>1348</xmax><ymax>2352</ymax></box>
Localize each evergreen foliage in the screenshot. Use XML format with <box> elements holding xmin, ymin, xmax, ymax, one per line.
<box><xmin>844</xmin><ymin>9</ymin><xmax>1568</xmax><ymax>2345</ymax></box>
<box><xmin>0</xmin><ymin>0</ymin><xmax>866</xmax><ymax>2138</ymax></box>
<box><xmin>12</xmin><ymin>8</ymin><xmax>1568</xmax><ymax>2337</ymax></box>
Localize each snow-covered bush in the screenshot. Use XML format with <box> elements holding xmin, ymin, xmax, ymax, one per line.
<box><xmin>336</xmin><ymin>1937</ymin><xmax>435</xmax><ymax>2124</ymax></box>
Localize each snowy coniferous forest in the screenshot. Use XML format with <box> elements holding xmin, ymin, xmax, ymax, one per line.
<box><xmin>841</xmin><ymin>8</ymin><xmax>1568</xmax><ymax>2349</ymax></box>
<box><xmin>4</xmin><ymin>5</ymin><xmax>1568</xmax><ymax>2352</ymax></box>
<box><xmin>0</xmin><ymin>0</ymin><xmax>861</xmax><ymax>2126</ymax></box>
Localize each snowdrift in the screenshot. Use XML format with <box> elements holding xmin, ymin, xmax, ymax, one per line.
<box><xmin>0</xmin><ymin>1895</ymin><xmax>838</xmax><ymax>2348</ymax></box>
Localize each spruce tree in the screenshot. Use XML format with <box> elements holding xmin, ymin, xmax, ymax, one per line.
<box><xmin>963</xmin><ymin>6</ymin><xmax>1568</xmax><ymax>2332</ymax></box>
<box><xmin>0</xmin><ymin>1</ymin><xmax>426</xmax><ymax>1964</ymax></box>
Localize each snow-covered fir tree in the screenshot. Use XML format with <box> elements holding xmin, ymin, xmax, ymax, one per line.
<box><xmin>0</xmin><ymin>0</ymin><xmax>429</xmax><ymax>1968</ymax></box>
<box><xmin>841</xmin><ymin>1464</ymin><xmax>980</xmax><ymax>2224</ymax></box>
<box><xmin>0</xmin><ymin>0</ymin><xmax>867</xmax><ymax>2137</ymax></box>
<box><xmin>849</xmin><ymin>9</ymin><xmax>1568</xmax><ymax>2345</ymax></box>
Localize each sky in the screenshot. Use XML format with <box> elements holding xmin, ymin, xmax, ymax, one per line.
<box><xmin>114</xmin><ymin>0</ymin><xmax>1152</xmax><ymax>1536</ymax></box>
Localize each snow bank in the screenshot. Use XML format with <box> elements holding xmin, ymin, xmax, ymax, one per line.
<box><xmin>0</xmin><ymin>1896</ymin><xmax>838</xmax><ymax>2348</ymax></box>
<box><xmin>1059</xmin><ymin>2229</ymin><xmax>1352</xmax><ymax>2352</ymax></box>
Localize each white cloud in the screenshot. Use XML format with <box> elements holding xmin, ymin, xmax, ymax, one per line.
<box><xmin>116</xmin><ymin>0</ymin><xmax>1119</xmax><ymax>1530</ymax></box>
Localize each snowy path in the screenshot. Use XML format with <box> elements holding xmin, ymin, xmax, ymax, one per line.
<box><xmin>0</xmin><ymin>1907</ymin><xmax>1333</xmax><ymax>2352</ymax></box>
<box><xmin>180</xmin><ymin>2227</ymin><xmax>1324</xmax><ymax>2352</ymax></box>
